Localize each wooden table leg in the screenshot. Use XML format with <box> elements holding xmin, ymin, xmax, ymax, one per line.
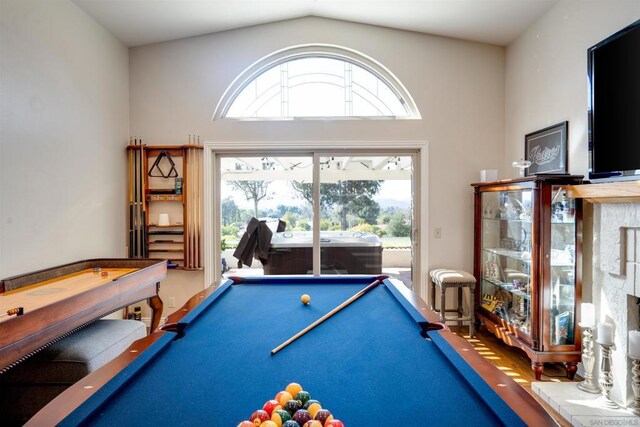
<box><xmin>148</xmin><ymin>282</ymin><xmax>163</xmax><ymax>333</ymax></box>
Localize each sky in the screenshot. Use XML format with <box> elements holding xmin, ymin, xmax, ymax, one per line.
<box><xmin>222</xmin><ymin>179</ymin><xmax>412</xmax><ymax>211</ymax></box>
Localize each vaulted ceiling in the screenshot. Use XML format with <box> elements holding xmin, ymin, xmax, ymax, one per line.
<box><xmin>72</xmin><ymin>0</ymin><xmax>557</xmax><ymax>47</ymax></box>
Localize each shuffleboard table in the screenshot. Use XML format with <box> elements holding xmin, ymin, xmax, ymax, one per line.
<box><xmin>0</xmin><ymin>259</ymin><xmax>167</xmax><ymax>372</ymax></box>
<box><xmin>29</xmin><ymin>275</ymin><xmax>557</xmax><ymax>426</ymax></box>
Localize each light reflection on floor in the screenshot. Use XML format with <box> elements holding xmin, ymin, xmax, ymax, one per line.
<box><xmin>454</xmin><ymin>330</ymin><xmax>529</xmax><ymax>388</ymax></box>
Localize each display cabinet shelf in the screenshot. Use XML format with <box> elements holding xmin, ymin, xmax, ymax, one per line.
<box><xmin>472</xmin><ymin>175</ymin><xmax>584</xmax><ymax>381</ymax></box>
<box><xmin>482</xmin><ymin>248</ymin><xmax>532</xmax><ymax>263</ymax></box>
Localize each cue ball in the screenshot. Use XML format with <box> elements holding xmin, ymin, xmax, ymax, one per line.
<box><xmin>301</xmin><ymin>294</ymin><xmax>310</xmax><ymax>305</ymax></box>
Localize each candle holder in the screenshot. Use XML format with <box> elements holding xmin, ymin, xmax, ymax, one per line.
<box><xmin>577</xmin><ymin>325</ymin><xmax>600</xmax><ymax>393</ymax></box>
<box><xmin>598</xmin><ymin>342</ymin><xmax>619</xmax><ymax>408</ymax></box>
<box><xmin>629</xmin><ymin>355</ymin><xmax>640</xmax><ymax>416</ymax></box>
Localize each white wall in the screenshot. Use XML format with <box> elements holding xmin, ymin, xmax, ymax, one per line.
<box><xmin>130</xmin><ymin>17</ymin><xmax>506</xmax><ymax>295</ymax></box>
<box><xmin>505</xmin><ymin>1</ymin><xmax>640</xmax><ymax>402</ymax></box>
<box><xmin>0</xmin><ymin>0</ymin><xmax>129</xmax><ymax>278</ymax></box>
<box><xmin>505</xmin><ymin>0</ymin><xmax>640</xmax><ymax>178</ymax></box>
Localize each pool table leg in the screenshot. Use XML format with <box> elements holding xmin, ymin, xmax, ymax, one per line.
<box><xmin>532</xmin><ymin>361</ymin><xmax>544</xmax><ymax>380</ymax></box>
<box><xmin>148</xmin><ymin>282</ymin><xmax>163</xmax><ymax>333</ymax></box>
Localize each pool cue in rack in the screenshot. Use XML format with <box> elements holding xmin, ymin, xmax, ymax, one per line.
<box><xmin>140</xmin><ymin>140</ymin><xmax>147</xmax><ymax>258</ymax></box>
<box><xmin>185</xmin><ymin>135</ymin><xmax>202</xmax><ymax>269</ymax></box>
<box><xmin>185</xmin><ymin>136</ymin><xmax>191</xmax><ymax>268</ymax></box>
<box><xmin>127</xmin><ymin>137</ymin><xmax>146</xmax><ymax>258</ymax></box>
<box><xmin>196</xmin><ymin>136</ymin><xmax>201</xmax><ymax>269</ymax></box>
<box><xmin>128</xmin><ymin>140</ymin><xmax>134</xmax><ymax>257</ymax></box>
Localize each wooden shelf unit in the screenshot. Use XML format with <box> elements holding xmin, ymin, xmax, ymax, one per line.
<box><xmin>128</xmin><ymin>143</ymin><xmax>203</xmax><ymax>270</ymax></box>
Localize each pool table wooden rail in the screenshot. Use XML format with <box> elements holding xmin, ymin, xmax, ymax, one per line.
<box><xmin>0</xmin><ymin>259</ymin><xmax>167</xmax><ymax>373</ymax></box>
<box><xmin>28</xmin><ymin>276</ymin><xmax>558</xmax><ymax>426</ymax></box>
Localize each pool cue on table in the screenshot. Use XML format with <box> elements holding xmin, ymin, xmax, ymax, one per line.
<box><xmin>271</xmin><ymin>279</ymin><xmax>383</xmax><ymax>355</ymax></box>
<box><xmin>0</xmin><ymin>307</ymin><xmax>24</xmax><ymax>319</ymax></box>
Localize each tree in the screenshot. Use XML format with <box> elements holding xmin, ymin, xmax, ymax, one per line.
<box><xmin>350</xmin><ymin>195</ymin><xmax>380</xmax><ymax>225</ymax></box>
<box><xmin>229</xmin><ymin>180</ymin><xmax>271</xmax><ymax>218</ymax></box>
<box><xmin>291</xmin><ymin>180</ymin><xmax>382</xmax><ymax>229</ymax></box>
<box><xmin>221</xmin><ymin>197</ymin><xmax>239</xmax><ymax>226</ymax></box>
<box><xmin>387</xmin><ymin>211</ymin><xmax>412</xmax><ymax>237</ymax></box>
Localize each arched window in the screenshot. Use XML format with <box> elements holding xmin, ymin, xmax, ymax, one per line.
<box><xmin>214</xmin><ymin>45</ymin><xmax>420</xmax><ymax>120</ymax></box>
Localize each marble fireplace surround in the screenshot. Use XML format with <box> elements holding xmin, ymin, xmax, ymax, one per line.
<box><xmin>569</xmin><ymin>181</ymin><xmax>640</xmax><ymax>407</ymax></box>
<box><xmin>529</xmin><ymin>182</ymin><xmax>640</xmax><ymax>426</ymax></box>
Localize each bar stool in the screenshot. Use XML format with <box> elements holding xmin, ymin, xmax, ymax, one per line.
<box><xmin>430</xmin><ymin>269</ymin><xmax>477</xmax><ymax>337</ymax></box>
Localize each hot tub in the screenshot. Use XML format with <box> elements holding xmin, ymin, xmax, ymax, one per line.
<box><xmin>263</xmin><ymin>231</ymin><xmax>382</xmax><ymax>275</ymax></box>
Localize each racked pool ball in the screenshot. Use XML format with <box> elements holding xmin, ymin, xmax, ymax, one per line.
<box><xmin>263</xmin><ymin>399</ymin><xmax>281</xmax><ymax>416</ymax></box>
<box><xmin>325</xmin><ymin>421</ymin><xmax>344</xmax><ymax>427</ymax></box>
<box><xmin>237</xmin><ymin>421</ymin><xmax>253</xmax><ymax>427</ymax></box>
<box><xmin>284</xmin><ymin>399</ymin><xmax>301</xmax><ymax>415</ymax></box>
<box><xmin>251</xmin><ymin>410</ymin><xmax>269</xmax><ymax>426</ymax></box>
<box><xmin>300</xmin><ymin>294</ymin><xmax>311</xmax><ymax>305</ymax></box>
<box><xmin>260</xmin><ymin>421</ymin><xmax>278</xmax><ymax>427</ymax></box>
<box><xmin>271</xmin><ymin>409</ymin><xmax>292</xmax><ymax>427</ymax></box>
<box><xmin>276</xmin><ymin>391</ymin><xmax>294</xmax><ymax>407</ymax></box>
<box><xmin>294</xmin><ymin>391</ymin><xmax>311</xmax><ymax>406</ymax></box>
<box><xmin>292</xmin><ymin>409</ymin><xmax>311</xmax><ymax>425</ymax></box>
<box><xmin>282</xmin><ymin>421</ymin><xmax>301</xmax><ymax>427</ymax></box>
<box><xmin>303</xmin><ymin>399</ymin><xmax>320</xmax><ymax>410</ymax></box>
<box><xmin>303</xmin><ymin>421</ymin><xmax>323</xmax><ymax>427</ymax></box>
<box><xmin>304</xmin><ymin>401</ymin><xmax>322</xmax><ymax>419</ymax></box>
<box><xmin>285</xmin><ymin>382</ymin><xmax>303</xmax><ymax>397</ymax></box>
<box><xmin>314</xmin><ymin>409</ymin><xmax>333</xmax><ymax>425</ymax></box>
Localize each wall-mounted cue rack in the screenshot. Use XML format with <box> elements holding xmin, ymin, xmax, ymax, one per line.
<box><xmin>127</xmin><ymin>136</ymin><xmax>203</xmax><ymax>270</ymax></box>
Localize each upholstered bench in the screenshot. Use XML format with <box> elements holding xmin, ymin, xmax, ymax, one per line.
<box><xmin>0</xmin><ymin>319</ymin><xmax>146</xmax><ymax>425</ymax></box>
<box><xmin>430</xmin><ymin>268</ymin><xmax>477</xmax><ymax>337</ymax></box>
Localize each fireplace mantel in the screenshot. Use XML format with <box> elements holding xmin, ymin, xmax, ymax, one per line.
<box><xmin>566</xmin><ymin>180</ymin><xmax>640</xmax><ymax>203</ymax></box>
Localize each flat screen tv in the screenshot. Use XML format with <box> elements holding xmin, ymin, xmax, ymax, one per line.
<box><xmin>588</xmin><ymin>19</ymin><xmax>640</xmax><ymax>181</ymax></box>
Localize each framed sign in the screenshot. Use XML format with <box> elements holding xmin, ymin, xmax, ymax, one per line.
<box><xmin>525</xmin><ymin>121</ymin><xmax>568</xmax><ymax>175</ymax></box>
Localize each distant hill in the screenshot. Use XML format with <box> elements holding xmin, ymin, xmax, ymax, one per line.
<box><xmin>377</xmin><ymin>198</ymin><xmax>411</xmax><ymax>209</ymax></box>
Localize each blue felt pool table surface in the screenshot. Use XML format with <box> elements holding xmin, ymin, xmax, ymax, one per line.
<box><xmin>49</xmin><ymin>276</ymin><xmax>554</xmax><ymax>427</ymax></box>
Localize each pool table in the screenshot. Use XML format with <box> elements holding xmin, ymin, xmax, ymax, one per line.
<box><xmin>29</xmin><ymin>276</ymin><xmax>556</xmax><ymax>426</ymax></box>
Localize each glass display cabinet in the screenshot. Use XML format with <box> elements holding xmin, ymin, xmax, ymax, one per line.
<box><xmin>472</xmin><ymin>175</ymin><xmax>583</xmax><ymax>380</ymax></box>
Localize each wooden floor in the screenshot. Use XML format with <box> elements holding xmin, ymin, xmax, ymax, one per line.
<box><xmin>449</xmin><ymin>325</ymin><xmax>578</xmax><ymax>427</ymax></box>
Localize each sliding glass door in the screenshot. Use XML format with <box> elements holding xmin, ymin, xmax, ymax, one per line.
<box><xmin>217</xmin><ymin>151</ymin><xmax>416</xmax><ymax>289</ymax></box>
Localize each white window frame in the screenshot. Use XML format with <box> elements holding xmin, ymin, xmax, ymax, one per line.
<box><xmin>203</xmin><ymin>141</ymin><xmax>430</xmax><ymax>301</ymax></box>
<box><xmin>212</xmin><ymin>44</ymin><xmax>421</xmax><ymax>121</ymax></box>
